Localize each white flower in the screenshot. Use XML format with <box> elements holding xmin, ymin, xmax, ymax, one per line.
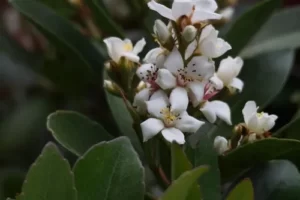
<box><xmin>214</xmin><ymin>56</ymin><xmax>244</xmax><ymax>92</ymax></box>
<box><xmin>148</xmin><ymin>0</ymin><xmax>221</xmax><ymax>23</ymax></box>
<box><xmin>103</xmin><ymin>37</ymin><xmax>146</xmax><ymax>63</ymax></box>
<box><xmin>203</xmin><ymin>75</ymin><xmax>224</xmax><ymax>100</ymax></box>
<box><xmin>242</xmin><ymin>101</ymin><xmax>278</xmax><ymax>134</ymax></box>
<box><xmin>156</xmin><ymin>47</ymin><xmax>215</xmax><ymax>107</ymax></box>
<box><xmin>144</xmin><ymin>47</ymin><xmax>167</xmax><ymax>68</ymax></box>
<box><xmin>214</xmin><ymin>136</ymin><xmax>229</xmax><ymax>155</ymax></box>
<box><xmin>200</xmin><ymin>100</ymin><xmax>232</xmax><ymax>125</ymax></box>
<box><xmin>141</xmin><ymin>90</ymin><xmax>204</xmax><ymax>144</ymax></box>
<box><xmin>136</xmin><ymin>63</ymin><xmax>160</xmax><ymax>90</ymax></box>
<box><xmin>186</xmin><ymin>25</ymin><xmax>231</xmax><ymax>59</ymax></box>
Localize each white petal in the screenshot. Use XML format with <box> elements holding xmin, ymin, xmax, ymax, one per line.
<box><xmin>164</xmin><ymin>47</ymin><xmax>184</xmax><ymax>75</ymax></box>
<box><xmin>200</xmin><ymin>101</ymin><xmax>232</xmax><ymax>125</ymax></box>
<box><xmin>262</xmin><ymin>114</ymin><xmax>278</xmax><ymax>132</ymax></box>
<box><xmin>170</xmin><ymin>87</ymin><xmax>189</xmax><ymax>113</ymax></box>
<box><xmin>210</xmin><ymin>75</ymin><xmax>224</xmax><ymax>90</ymax></box>
<box><xmin>150</xmin><ymin>89</ymin><xmax>169</xmax><ymax>101</ymax></box>
<box><xmin>146</xmin><ymin>97</ymin><xmax>169</xmax><ymax>119</ymax></box>
<box><xmin>133</xmin><ymin>38</ymin><xmax>146</xmax><ymax>54</ymax></box>
<box><xmin>185</xmin><ymin>40</ymin><xmax>197</xmax><ymax>59</ymax></box>
<box><xmin>148</xmin><ymin>0</ymin><xmax>174</xmax><ymax>20</ymax></box>
<box><xmin>121</xmin><ymin>52</ymin><xmax>140</xmax><ymax>62</ymax></box>
<box><xmin>219</xmin><ymin>7</ymin><xmax>234</xmax><ymax>20</ymax></box>
<box><xmin>247</xmin><ymin>113</ymin><xmax>259</xmax><ymax>133</ymax></box>
<box><xmin>199</xmin><ymin>25</ymin><xmax>215</xmax><ymax>42</ymax></box>
<box><xmin>161</xmin><ymin>127</ymin><xmax>185</xmax><ymax>144</ymax></box>
<box><xmin>192</xmin><ymin>9</ymin><xmax>221</xmax><ymax>23</ymax></box>
<box><xmin>214</xmin><ymin>136</ymin><xmax>229</xmax><ymax>155</ymax></box>
<box><xmin>103</xmin><ymin>37</ymin><xmax>124</xmax><ymax>62</ymax></box>
<box><xmin>175</xmin><ymin>112</ymin><xmax>204</xmax><ymax>132</ymax></box>
<box><xmin>133</xmin><ymin>88</ymin><xmax>151</xmax><ymax>114</ymax></box>
<box><xmin>187</xmin><ymin>81</ymin><xmax>205</xmax><ymax>107</ymax></box>
<box><xmin>200</xmin><ymin>38</ymin><xmax>231</xmax><ymax>58</ymax></box>
<box><xmin>187</xmin><ymin>56</ymin><xmax>215</xmax><ymax>80</ymax></box>
<box><xmin>155</xmin><ymin>69</ymin><xmax>177</xmax><ymax>89</ymax></box>
<box><xmin>141</xmin><ymin>118</ymin><xmax>164</xmax><ymax>142</ymax></box>
<box><xmin>136</xmin><ymin>63</ymin><xmax>154</xmax><ymax>80</ymax></box>
<box><xmin>195</xmin><ymin>0</ymin><xmax>218</xmax><ymax>11</ymax></box>
<box><xmin>144</xmin><ymin>47</ymin><xmax>162</xmax><ymax>64</ymax></box>
<box><xmin>242</xmin><ymin>101</ymin><xmax>257</xmax><ymax>124</ymax></box>
<box><xmin>229</xmin><ymin>78</ymin><xmax>244</xmax><ymax>92</ymax></box>
<box><xmin>172</xmin><ymin>0</ymin><xmax>194</xmax><ymax>20</ymax></box>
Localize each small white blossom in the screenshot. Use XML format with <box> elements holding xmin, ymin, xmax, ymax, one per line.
<box><xmin>156</xmin><ymin>47</ymin><xmax>215</xmax><ymax>107</ymax></box>
<box><xmin>200</xmin><ymin>100</ymin><xmax>232</xmax><ymax>125</ymax></box>
<box><xmin>214</xmin><ymin>136</ymin><xmax>229</xmax><ymax>155</ymax></box>
<box><xmin>148</xmin><ymin>0</ymin><xmax>221</xmax><ymax>23</ymax></box>
<box><xmin>186</xmin><ymin>25</ymin><xmax>231</xmax><ymax>59</ymax></box>
<box><xmin>103</xmin><ymin>37</ymin><xmax>146</xmax><ymax>63</ymax></box>
<box><xmin>141</xmin><ymin>90</ymin><xmax>204</xmax><ymax>144</ymax></box>
<box><xmin>242</xmin><ymin>101</ymin><xmax>278</xmax><ymax>134</ymax></box>
<box><xmin>203</xmin><ymin>75</ymin><xmax>224</xmax><ymax>100</ymax></box>
<box><xmin>214</xmin><ymin>56</ymin><xmax>244</xmax><ymax>92</ymax></box>
<box><xmin>219</xmin><ymin>7</ymin><xmax>235</xmax><ymax>21</ymax></box>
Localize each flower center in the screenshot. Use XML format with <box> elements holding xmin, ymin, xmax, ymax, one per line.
<box><xmin>256</xmin><ymin>112</ymin><xmax>264</xmax><ymax>118</ymax></box>
<box><xmin>176</xmin><ymin>66</ymin><xmax>203</xmax><ymax>86</ymax></box>
<box><xmin>203</xmin><ymin>81</ymin><xmax>220</xmax><ymax>100</ymax></box>
<box><xmin>160</xmin><ymin>106</ymin><xmax>181</xmax><ymax>127</ymax></box>
<box><xmin>123</xmin><ymin>43</ymin><xmax>133</xmax><ymax>52</ymax></box>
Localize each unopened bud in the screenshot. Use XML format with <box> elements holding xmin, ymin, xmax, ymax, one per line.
<box><xmin>182</xmin><ymin>25</ymin><xmax>197</xmax><ymax>42</ymax></box>
<box><xmin>154</xmin><ymin>20</ymin><xmax>170</xmax><ymax>45</ymax></box>
<box><xmin>104</xmin><ymin>80</ymin><xmax>121</xmax><ymax>96</ymax></box>
<box><xmin>248</xmin><ymin>133</ymin><xmax>257</xmax><ymax>143</ymax></box>
<box><xmin>214</xmin><ymin>136</ymin><xmax>229</xmax><ymax>155</ymax></box>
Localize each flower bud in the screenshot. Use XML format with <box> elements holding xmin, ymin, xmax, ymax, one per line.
<box><xmin>214</xmin><ymin>136</ymin><xmax>229</xmax><ymax>155</ymax></box>
<box><xmin>154</xmin><ymin>20</ymin><xmax>170</xmax><ymax>44</ymax></box>
<box><xmin>104</xmin><ymin>80</ymin><xmax>121</xmax><ymax>96</ymax></box>
<box><xmin>248</xmin><ymin>133</ymin><xmax>257</xmax><ymax>143</ymax></box>
<box><xmin>182</xmin><ymin>25</ymin><xmax>197</xmax><ymax>42</ymax></box>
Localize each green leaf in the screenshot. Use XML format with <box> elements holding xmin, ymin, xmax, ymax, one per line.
<box><xmin>242</xmin><ymin>160</ymin><xmax>300</xmax><ymax>200</ymax></box>
<box><xmin>0</xmin><ymin>98</ymin><xmax>52</xmax><ymax>152</ymax></box>
<box><xmin>35</xmin><ymin>0</ymin><xmax>76</xmax><ymax>17</ymax></box>
<box><xmin>47</xmin><ymin>111</ymin><xmax>113</xmax><ymax>156</ymax></box>
<box><xmin>171</xmin><ymin>143</ymin><xmax>201</xmax><ymax>200</ymax></box>
<box><xmin>84</xmin><ymin>0</ymin><xmax>124</xmax><ymax>37</ymax></box>
<box><xmin>224</xmin><ymin>0</ymin><xmax>281</xmax><ymax>56</ymax></box>
<box><xmin>274</xmin><ymin>116</ymin><xmax>300</xmax><ymax>139</ymax></box>
<box><xmin>105</xmin><ymin>91</ymin><xmax>143</xmax><ymax>156</ymax></box>
<box><xmin>186</xmin><ymin>124</ymin><xmax>221</xmax><ymax>200</ymax></box>
<box><xmin>17</xmin><ymin>143</ymin><xmax>77</xmax><ymax>200</ymax></box>
<box><xmin>241</xmin><ymin>6</ymin><xmax>300</xmax><ymax>58</ymax></box>
<box><xmin>10</xmin><ymin>0</ymin><xmax>104</xmax><ymax>91</ymax></box>
<box><xmin>215</xmin><ymin>50</ymin><xmax>295</xmax><ymax>138</ymax></box>
<box><xmin>226</xmin><ymin>179</ymin><xmax>254</xmax><ymax>200</ymax></box>
<box><xmin>160</xmin><ymin>166</ymin><xmax>208</xmax><ymax>200</ymax></box>
<box><xmin>73</xmin><ymin>137</ymin><xmax>144</xmax><ymax>200</ymax></box>
<box><xmin>219</xmin><ymin>138</ymin><xmax>300</xmax><ymax>181</ymax></box>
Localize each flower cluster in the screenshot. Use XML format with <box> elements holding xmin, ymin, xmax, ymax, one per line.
<box><xmin>104</xmin><ymin>0</ymin><xmax>245</xmax><ymax>145</ymax></box>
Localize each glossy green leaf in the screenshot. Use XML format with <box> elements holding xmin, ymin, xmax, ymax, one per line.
<box><xmin>273</xmin><ymin>116</ymin><xmax>300</xmax><ymax>139</ymax></box>
<box><xmin>171</xmin><ymin>143</ymin><xmax>201</xmax><ymax>200</ymax></box>
<box><xmin>241</xmin><ymin>6</ymin><xmax>300</xmax><ymax>58</ymax></box>
<box><xmin>215</xmin><ymin>50</ymin><xmax>295</xmax><ymax>138</ymax></box>
<box><xmin>160</xmin><ymin>166</ymin><xmax>208</xmax><ymax>200</ymax></box>
<box><xmin>0</xmin><ymin>98</ymin><xmax>52</xmax><ymax>152</ymax></box>
<box><xmin>186</xmin><ymin>124</ymin><xmax>221</xmax><ymax>200</ymax></box>
<box><xmin>105</xmin><ymin>91</ymin><xmax>143</xmax><ymax>156</ymax></box>
<box><xmin>73</xmin><ymin>137</ymin><xmax>144</xmax><ymax>200</ymax></box>
<box><xmin>241</xmin><ymin>160</ymin><xmax>300</xmax><ymax>200</ymax></box>
<box><xmin>36</xmin><ymin>0</ymin><xmax>76</xmax><ymax>17</ymax></box>
<box><xmin>224</xmin><ymin>0</ymin><xmax>281</xmax><ymax>56</ymax></box>
<box><xmin>219</xmin><ymin>138</ymin><xmax>300</xmax><ymax>181</ymax></box>
<box><xmin>226</xmin><ymin>179</ymin><xmax>254</xmax><ymax>200</ymax></box>
<box><xmin>84</xmin><ymin>0</ymin><xmax>124</xmax><ymax>37</ymax></box>
<box><xmin>10</xmin><ymin>0</ymin><xmax>104</xmax><ymax>91</ymax></box>
<box><xmin>47</xmin><ymin>111</ymin><xmax>113</xmax><ymax>156</ymax></box>
<box><xmin>17</xmin><ymin>143</ymin><xmax>77</xmax><ymax>200</ymax></box>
